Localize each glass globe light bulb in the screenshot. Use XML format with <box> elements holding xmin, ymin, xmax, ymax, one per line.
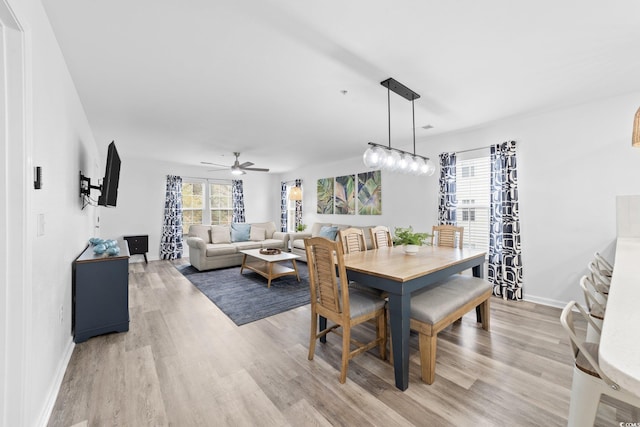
<box><xmin>397</xmin><ymin>153</ymin><xmax>410</xmax><ymax>173</ymax></box>
<box><xmin>424</xmin><ymin>159</ymin><xmax>436</xmax><ymax>176</ymax></box>
<box><xmin>363</xmin><ymin>145</ymin><xmax>386</xmax><ymax>168</ymax></box>
<box><xmin>413</xmin><ymin>157</ymin><xmax>426</xmax><ymax>175</ymax></box>
<box><xmin>383</xmin><ymin>149</ymin><xmax>400</xmax><ymax>171</ymax></box>
<box><xmin>409</xmin><ymin>156</ymin><xmax>420</xmax><ymax>174</ymax></box>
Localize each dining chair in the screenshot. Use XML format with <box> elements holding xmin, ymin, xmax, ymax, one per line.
<box><xmin>587</xmin><ymin>261</ymin><xmax>611</xmax><ymax>295</ymax></box>
<box><xmin>370</xmin><ymin>225</ymin><xmax>393</xmax><ymax>249</ymax></box>
<box><xmin>339</xmin><ymin>227</ymin><xmax>385</xmax><ymax>297</ymax></box>
<box><xmin>579</xmin><ymin>275</ymin><xmax>606</xmax><ymax>342</ymax></box>
<box><xmin>560</xmin><ymin>301</ymin><xmax>640</xmax><ymax>426</ymax></box>
<box><xmin>593</xmin><ymin>252</ymin><xmax>614</xmax><ymax>279</ymax></box>
<box><xmin>304</xmin><ymin>237</ymin><xmax>387</xmax><ymax>383</ymax></box>
<box><xmin>431</xmin><ymin>224</ymin><xmax>464</xmax><ymax>248</ymax></box>
<box><xmin>338</xmin><ymin>227</ymin><xmax>367</xmax><ymax>254</ymax></box>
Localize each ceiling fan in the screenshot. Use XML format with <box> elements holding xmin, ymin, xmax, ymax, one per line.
<box><xmin>201</xmin><ymin>152</ymin><xmax>269</xmax><ymax>175</ymax></box>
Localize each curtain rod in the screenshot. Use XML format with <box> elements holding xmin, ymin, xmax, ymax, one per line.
<box><xmin>454</xmin><ymin>145</ymin><xmax>490</xmax><ymax>155</ymax></box>
<box><xmin>180</xmin><ymin>176</ymin><xmax>233</xmax><ymax>183</ymax></box>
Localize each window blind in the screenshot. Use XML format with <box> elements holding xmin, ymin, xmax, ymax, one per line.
<box><xmin>456</xmin><ymin>151</ymin><xmax>490</xmax><ymax>250</ymax></box>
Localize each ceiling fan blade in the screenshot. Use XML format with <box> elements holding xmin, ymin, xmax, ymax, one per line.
<box><xmin>207</xmin><ymin>168</ymin><xmax>228</xmax><ymax>172</ymax></box>
<box><xmin>242</xmin><ymin>167</ymin><xmax>270</xmax><ymax>172</ymax></box>
<box><xmin>238</xmin><ymin>161</ymin><xmax>254</xmax><ymax>168</ymax></box>
<box><xmin>201</xmin><ymin>161</ymin><xmax>227</xmax><ymax>167</ymax></box>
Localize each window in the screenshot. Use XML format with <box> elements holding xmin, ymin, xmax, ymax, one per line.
<box><xmin>209</xmin><ymin>183</ymin><xmax>233</xmax><ymax>225</ymax></box>
<box><xmin>182</xmin><ymin>182</ymin><xmax>204</xmax><ymax>235</ymax></box>
<box><xmin>456</xmin><ymin>152</ymin><xmax>490</xmax><ymax>250</ymax></box>
<box><xmin>286</xmin><ymin>185</ymin><xmax>298</xmax><ymax>232</ymax></box>
<box><xmin>181</xmin><ymin>179</ymin><xmax>232</xmax><ymax>234</ymax></box>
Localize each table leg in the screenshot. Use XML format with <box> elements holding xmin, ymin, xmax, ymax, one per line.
<box><xmin>240</xmin><ymin>254</ymin><xmax>247</xmax><ymax>274</ymax></box>
<box><xmin>473</xmin><ymin>262</ymin><xmax>485</xmax><ymax>322</ymax></box>
<box><xmin>267</xmin><ymin>262</ymin><xmax>273</xmax><ymax>288</ymax></box>
<box><xmin>388</xmin><ymin>293</ymin><xmax>411</xmax><ymax>391</ymax></box>
<box><xmin>292</xmin><ymin>259</ymin><xmax>300</xmax><ymax>282</ymax></box>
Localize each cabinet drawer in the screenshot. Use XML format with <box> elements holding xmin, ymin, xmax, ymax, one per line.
<box><xmin>123</xmin><ymin>235</ymin><xmax>148</xmax><ymax>254</ymax></box>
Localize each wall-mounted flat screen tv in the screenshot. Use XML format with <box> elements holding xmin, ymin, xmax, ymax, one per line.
<box><xmin>97</xmin><ymin>141</ymin><xmax>121</xmax><ymax>207</ymax></box>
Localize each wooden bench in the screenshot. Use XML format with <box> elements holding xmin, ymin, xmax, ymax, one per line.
<box><xmin>408</xmin><ymin>275</ymin><xmax>492</xmax><ymax>384</ymax></box>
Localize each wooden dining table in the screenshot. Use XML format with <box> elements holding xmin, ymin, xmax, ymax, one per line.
<box><xmin>337</xmin><ymin>245</ymin><xmax>487</xmax><ymax>391</ymax></box>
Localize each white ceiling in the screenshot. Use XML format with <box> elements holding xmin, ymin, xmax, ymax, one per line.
<box><xmin>41</xmin><ymin>0</ymin><xmax>640</xmax><ymax>173</ymax></box>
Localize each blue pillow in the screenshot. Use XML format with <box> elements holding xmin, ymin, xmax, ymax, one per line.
<box><xmin>231</xmin><ymin>223</ymin><xmax>251</xmax><ymax>242</ymax></box>
<box><xmin>318</xmin><ymin>226</ymin><xmax>339</xmax><ymax>241</ymax></box>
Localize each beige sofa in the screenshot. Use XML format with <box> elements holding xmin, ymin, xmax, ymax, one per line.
<box><xmin>290</xmin><ymin>222</ymin><xmax>376</xmax><ymax>262</ymax></box>
<box><xmin>186</xmin><ymin>221</ymin><xmax>288</xmax><ymax>271</ymax></box>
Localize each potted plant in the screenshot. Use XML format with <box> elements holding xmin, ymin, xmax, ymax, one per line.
<box><xmin>295</xmin><ymin>223</ymin><xmax>307</xmax><ymax>232</ymax></box>
<box><xmin>392</xmin><ymin>226</ymin><xmax>431</xmax><ymax>255</ymax></box>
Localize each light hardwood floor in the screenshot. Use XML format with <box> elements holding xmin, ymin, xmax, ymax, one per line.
<box><xmin>48</xmin><ymin>259</ymin><xmax>636</xmax><ymax>426</ymax></box>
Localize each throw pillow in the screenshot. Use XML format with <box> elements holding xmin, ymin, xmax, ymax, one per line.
<box><xmin>318</xmin><ymin>225</ymin><xmax>339</xmax><ymax>241</ymax></box>
<box><xmin>189</xmin><ymin>225</ymin><xmax>211</xmax><ymax>243</ymax></box>
<box><xmin>249</xmin><ymin>226</ymin><xmax>266</xmax><ymax>241</ymax></box>
<box><xmin>231</xmin><ymin>223</ymin><xmax>251</xmax><ymax>242</ymax></box>
<box><xmin>211</xmin><ymin>225</ymin><xmax>231</xmax><ymax>244</ymax></box>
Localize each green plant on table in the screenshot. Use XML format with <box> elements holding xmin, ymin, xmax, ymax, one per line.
<box><xmin>296</xmin><ymin>223</ymin><xmax>307</xmax><ymax>232</ymax></box>
<box><xmin>392</xmin><ymin>226</ymin><xmax>431</xmax><ymax>246</ymax></box>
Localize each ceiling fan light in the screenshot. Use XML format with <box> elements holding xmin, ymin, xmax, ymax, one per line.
<box><xmin>231</xmin><ymin>166</ymin><xmax>243</xmax><ymax>175</ymax></box>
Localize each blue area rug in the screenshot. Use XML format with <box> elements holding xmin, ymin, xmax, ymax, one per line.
<box><xmin>176</xmin><ymin>262</ymin><xmax>310</xmax><ymax>326</ymax></box>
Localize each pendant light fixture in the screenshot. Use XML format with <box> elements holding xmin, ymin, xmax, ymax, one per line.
<box><xmin>363</xmin><ymin>78</ymin><xmax>435</xmax><ymax>176</ymax></box>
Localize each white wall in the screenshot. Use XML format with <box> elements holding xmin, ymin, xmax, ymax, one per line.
<box><xmin>99</xmin><ymin>158</ymin><xmax>280</xmax><ymax>260</ymax></box>
<box><xmin>5</xmin><ymin>0</ymin><xmax>101</xmax><ymax>426</ymax></box>
<box><xmin>282</xmin><ymin>91</ymin><xmax>640</xmax><ymax>307</ymax></box>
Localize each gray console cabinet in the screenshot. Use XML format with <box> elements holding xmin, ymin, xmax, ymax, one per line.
<box><xmin>72</xmin><ymin>240</ymin><xmax>130</xmax><ymax>343</ymax></box>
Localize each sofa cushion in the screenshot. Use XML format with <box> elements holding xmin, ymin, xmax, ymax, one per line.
<box><xmin>211</xmin><ymin>225</ymin><xmax>231</xmax><ymax>243</ymax></box>
<box><xmin>311</xmin><ymin>223</ymin><xmax>332</xmax><ymax>237</ymax></box>
<box><xmin>205</xmin><ymin>244</ymin><xmax>237</xmax><ymax>257</ymax></box>
<box><xmin>231</xmin><ymin>223</ymin><xmax>251</xmax><ymax>242</ymax></box>
<box><xmin>261</xmin><ymin>239</ymin><xmax>285</xmax><ymax>249</ymax></box>
<box><xmin>251</xmin><ymin>221</ymin><xmax>277</xmax><ymax>239</ymax></box>
<box><xmin>233</xmin><ymin>241</ymin><xmax>262</xmax><ymax>250</ymax></box>
<box><xmin>250</xmin><ymin>226</ymin><xmax>266</xmax><ymax>241</ymax></box>
<box><xmin>189</xmin><ymin>225</ymin><xmax>211</xmax><ymax>243</ymax></box>
<box><xmin>318</xmin><ymin>225</ymin><xmax>339</xmax><ymax>240</ymax></box>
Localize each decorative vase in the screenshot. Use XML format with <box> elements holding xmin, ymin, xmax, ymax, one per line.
<box><xmin>106</xmin><ymin>246</ymin><xmax>120</xmax><ymax>256</ymax></box>
<box><xmin>403</xmin><ymin>244</ymin><xmax>419</xmax><ymax>255</ymax></box>
<box><xmin>93</xmin><ymin>243</ymin><xmax>106</xmax><ymax>255</ymax></box>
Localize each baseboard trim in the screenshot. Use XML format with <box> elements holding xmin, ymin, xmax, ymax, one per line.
<box><xmin>37</xmin><ymin>337</ymin><xmax>75</xmax><ymax>427</ymax></box>
<box><xmin>523</xmin><ymin>294</ymin><xmax>566</xmax><ymax>309</ymax></box>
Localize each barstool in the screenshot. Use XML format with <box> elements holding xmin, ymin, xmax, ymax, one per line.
<box><xmin>560</xmin><ymin>301</ymin><xmax>640</xmax><ymax>427</ymax></box>
<box><xmin>579</xmin><ymin>275</ymin><xmax>606</xmax><ymax>342</ymax></box>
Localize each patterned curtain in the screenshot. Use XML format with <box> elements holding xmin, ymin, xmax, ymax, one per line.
<box><xmin>438</xmin><ymin>152</ymin><xmax>457</xmax><ymax>225</ymax></box>
<box><xmin>294</xmin><ymin>178</ymin><xmax>302</xmax><ymax>229</ymax></box>
<box><xmin>280</xmin><ymin>181</ymin><xmax>288</xmax><ymax>232</ymax></box>
<box><xmin>489</xmin><ymin>141</ymin><xmax>523</xmax><ymax>300</ymax></box>
<box><xmin>232</xmin><ymin>180</ymin><xmax>245</xmax><ymax>223</ymax></box>
<box><xmin>160</xmin><ymin>175</ymin><xmax>183</xmax><ymax>260</ymax></box>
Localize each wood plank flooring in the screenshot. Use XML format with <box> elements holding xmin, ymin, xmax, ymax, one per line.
<box><xmin>48</xmin><ymin>259</ymin><xmax>636</xmax><ymax>426</ymax></box>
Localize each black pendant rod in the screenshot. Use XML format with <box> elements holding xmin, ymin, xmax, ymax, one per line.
<box><xmin>412</xmin><ymin>99</ymin><xmax>416</xmax><ymax>156</ymax></box>
<box><xmin>387</xmin><ymin>86</ymin><xmax>391</xmax><ymax>149</ymax></box>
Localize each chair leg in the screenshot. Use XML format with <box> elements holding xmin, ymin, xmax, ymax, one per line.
<box><xmin>480</xmin><ymin>299</ymin><xmax>490</xmax><ymax>331</ymax></box>
<box><xmin>378</xmin><ymin>311</ymin><xmax>387</xmax><ymax>360</ymax></box>
<box><xmin>418</xmin><ymin>333</ymin><xmax>437</xmax><ymax>385</ymax></box>
<box><xmin>308</xmin><ymin>312</ymin><xmax>317</xmax><ymax>360</ymax></box>
<box><xmin>567</xmin><ymin>367</ymin><xmax>601</xmax><ymax>427</ymax></box>
<box><xmin>340</xmin><ymin>326</ymin><xmax>351</xmax><ymax>384</ymax></box>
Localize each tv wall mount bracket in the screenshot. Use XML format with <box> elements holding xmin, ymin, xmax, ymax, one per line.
<box><xmin>79</xmin><ymin>171</ymin><xmax>102</xmax><ymax>198</ymax></box>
